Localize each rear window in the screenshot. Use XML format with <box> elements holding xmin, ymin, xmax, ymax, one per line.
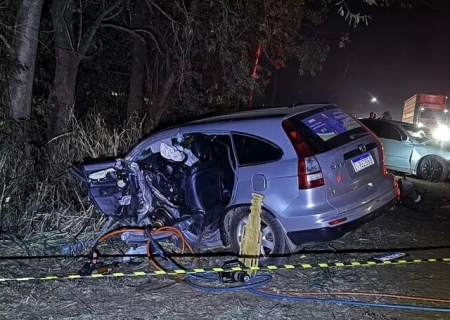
<box><xmin>232</xmin><ymin>133</ymin><xmax>283</xmax><ymax>166</ymax></box>
<box><xmin>286</xmin><ymin>106</ymin><xmax>368</xmax><ymax>154</ymax></box>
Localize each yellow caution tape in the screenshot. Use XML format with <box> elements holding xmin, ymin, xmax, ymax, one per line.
<box><xmin>1</xmin><ymin>257</ymin><xmax>449</xmax><ymax>282</ymax></box>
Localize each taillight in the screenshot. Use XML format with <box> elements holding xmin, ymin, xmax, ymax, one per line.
<box><xmin>393</xmin><ymin>179</ymin><xmax>401</xmax><ymax>199</ymax></box>
<box><xmin>282</xmin><ymin>119</ymin><xmax>325</xmax><ymax>189</ymax></box>
<box><xmin>378</xmin><ymin>142</ymin><xmax>389</xmax><ymax>175</ymax></box>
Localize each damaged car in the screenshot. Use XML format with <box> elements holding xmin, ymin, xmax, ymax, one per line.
<box><xmin>360</xmin><ymin>118</ymin><xmax>450</xmax><ymax>182</ymax></box>
<box><xmin>72</xmin><ymin>104</ymin><xmax>399</xmax><ymax>261</ymax></box>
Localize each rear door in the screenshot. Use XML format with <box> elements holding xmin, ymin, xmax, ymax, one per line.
<box><xmin>287</xmin><ymin>107</ymin><xmax>384</xmax><ymax>200</ymax></box>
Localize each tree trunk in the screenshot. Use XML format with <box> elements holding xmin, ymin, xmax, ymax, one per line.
<box><xmin>152</xmin><ymin>69</ymin><xmax>175</xmax><ymax>127</ymax></box>
<box><xmin>49</xmin><ymin>50</ymin><xmax>80</xmax><ymax>136</ymax></box>
<box><xmin>49</xmin><ymin>0</ymin><xmax>80</xmax><ymax>137</ymax></box>
<box><xmin>126</xmin><ymin>0</ymin><xmax>148</xmax><ymax>119</ymax></box>
<box><xmin>7</xmin><ymin>0</ymin><xmax>45</xmax><ymax>121</ymax></box>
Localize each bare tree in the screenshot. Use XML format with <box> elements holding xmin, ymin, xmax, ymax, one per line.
<box><xmin>7</xmin><ymin>0</ymin><xmax>45</xmax><ymax>121</ymax></box>
<box><xmin>49</xmin><ymin>0</ymin><xmax>125</xmax><ymax>137</ymax></box>
<box><xmin>126</xmin><ymin>0</ymin><xmax>148</xmax><ymax>118</ymax></box>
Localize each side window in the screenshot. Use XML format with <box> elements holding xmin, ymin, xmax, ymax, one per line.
<box><xmin>363</xmin><ymin>121</ymin><xmax>402</xmax><ymax>141</ymax></box>
<box><xmin>362</xmin><ymin>121</ymin><xmax>383</xmax><ymax>137</ymax></box>
<box><xmin>232</xmin><ymin>133</ymin><xmax>283</xmax><ymax>166</ymax></box>
<box><xmin>380</xmin><ymin>124</ymin><xmax>402</xmax><ymax>141</ymax></box>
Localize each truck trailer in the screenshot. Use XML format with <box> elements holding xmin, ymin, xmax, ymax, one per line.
<box><xmin>402</xmin><ymin>93</ymin><xmax>448</xmax><ymax>128</ymax></box>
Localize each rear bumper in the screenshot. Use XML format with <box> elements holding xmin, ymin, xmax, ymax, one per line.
<box><xmin>286</xmin><ymin>197</ymin><xmax>398</xmax><ymax>247</ymax></box>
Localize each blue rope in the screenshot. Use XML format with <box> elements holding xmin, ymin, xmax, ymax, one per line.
<box><xmin>186</xmin><ymin>274</ymin><xmax>272</xmax><ymax>292</ymax></box>
<box><xmin>148</xmin><ymin>231</ymin><xmax>450</xmax><ymax>313</ymax></box>
<box><xmin>248</xmin><ymin>288</ymin><xmax>450</xmax><ymax>313</ymax></box>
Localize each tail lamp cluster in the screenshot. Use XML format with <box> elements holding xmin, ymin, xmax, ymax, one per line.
<box><xmin>281</xmin><ymin>119</ymin><xmax>324</xmax><ymax>189</ymax></box>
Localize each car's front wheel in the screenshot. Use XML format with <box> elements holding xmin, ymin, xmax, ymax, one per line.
<box><xmin>418</xmin><ymin>155</ymin><xmax>449</xmax><ymax>182</ymax></box>
<box><xmin>228</xmin><ymin>207</ymin><xmax>288</xmax><ymax>265</ymax></box>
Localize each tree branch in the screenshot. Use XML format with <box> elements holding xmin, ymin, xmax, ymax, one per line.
<box><xmin>77</xmin><ymin>0</ymin><xmax>83</xmax><ymax>51</ymax></box>
<box><xmin>0</xmin><ymin>32</ymin><xmax>13</xmax><ymax>54</ymax></box>
<box><xmin>103</xmin><ymin>5</ymin><xmax>124</xmax><ymax>21</ymax></box>
<box><xmin>100</xmin><ymin>23</ymin><xmax>163</xmax><ymax>55</ymax></box>
<box><xmin>61</xmin><ymin>2</ymin><xmax>78</xmax><ymax>58</ymax></box>
<box><xmin>79</xmin><ymin>0</ymin><xmax>125</xmax><ymax>55</ymax></box>
<box><xmin>146</xmin><ymin>0</ymin><xmax>181</xmax><ymax>25</ymax></box>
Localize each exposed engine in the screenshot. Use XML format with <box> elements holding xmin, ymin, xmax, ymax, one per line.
<box><xmin>73</xmin><ymin>133</ymin><xmax>226</xmax><ymax>249</ymax></box>
<box><xmin>140</xmin><ymin>152</ymin><xmax>186</xmax><ymax>205</ymax></box>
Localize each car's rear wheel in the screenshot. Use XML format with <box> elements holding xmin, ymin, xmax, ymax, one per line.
<box><xmin>418</xmin><ymin>155</ymin><xmax>449</xmax><ymax>182</ymax></box>
<box><xmin>228</xmin><ymin>207</ymin><xmax>288</xmax><ymax>265</ymax></box>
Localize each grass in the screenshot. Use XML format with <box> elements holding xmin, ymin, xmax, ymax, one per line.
<box><xmin>0</xmin><ymin>109</ymin><xmax>152</xmax><ymax>257</ymax></box>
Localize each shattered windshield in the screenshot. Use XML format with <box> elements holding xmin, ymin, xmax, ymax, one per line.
<box><xmin>400</xmin><ymin>123</ymin><xmax>433</xmax><ymax>143</ymax></box>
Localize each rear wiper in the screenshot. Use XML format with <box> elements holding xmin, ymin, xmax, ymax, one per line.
<box><xmin>350</xmin><ymin>132</ymin><xmax>370</xmax><ymax>140</ymax></box>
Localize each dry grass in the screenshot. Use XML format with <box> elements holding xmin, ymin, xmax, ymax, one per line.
<box><xmin>0</xmin><ymin>109</ymin><xmax>151</xmax><ymax>257</ymax></box>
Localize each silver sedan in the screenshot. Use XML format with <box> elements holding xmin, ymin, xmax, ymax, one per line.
<box><xmin>360</xmin><ymin>119</ymin><xmax>450</xmax><ymax>182</ymax></box>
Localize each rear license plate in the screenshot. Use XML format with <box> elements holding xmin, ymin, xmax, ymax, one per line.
<box><xmin>351</xmin><ymin>153</ymin><xmax>374</xmax><ymax>172</ymax></box>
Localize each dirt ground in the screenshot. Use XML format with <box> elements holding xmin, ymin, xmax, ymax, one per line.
<box><xmin>1</xmin><ymin>176</ymin><xmax>450</xmax><ymax>320</ymax></box>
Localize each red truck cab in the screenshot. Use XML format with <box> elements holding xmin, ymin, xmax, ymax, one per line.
<box><xmin>402</xmin><ymin>94</ymin><xmax>448</xmax><ymax>128</ymax></box>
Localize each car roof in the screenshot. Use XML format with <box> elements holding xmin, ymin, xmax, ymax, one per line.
<box><xmin>184</xmin><ymin>103</ymin><xmax>334</xmax><ymax>126</ymax></box>
<box><xmin>360</xmin><ymin>118</ymin><xmax>408</xmax><ymax>126</ymax></box>
<box><xmin>360</xmin><ymin>118</ymin><xmax>435</xmax><ymax>134</ymax></box>
<box><xmin>127</xmin><ymin>103</ymin><xmax>342</xmax><ymax>159</ymax></box>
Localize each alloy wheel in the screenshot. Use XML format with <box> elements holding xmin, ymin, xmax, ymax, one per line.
<box><xmin>236</xmin><ymin>217</ymin><xmax>275</xmax><ymax>258</ymax></box>
<box><xmin>421</xmin><ymin>157</ymin><xmax>444</xmax><ymax>181</ymax></box>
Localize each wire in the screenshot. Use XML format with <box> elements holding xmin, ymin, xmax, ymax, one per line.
<box><xmin>3</xmin><ymin>244</ymin><xmax>450</xmax><ymax>260</ymax></box>
<box><xmin>261</xmin><ymin>290</ymin><xmax>450</xmax><ymax>304</ymax></box>
<box><xmin>187</xmin><ymin>274</ymin><xmax>272</xmax><ymax>292</ymax></box>
<box><xmin>94</xmin><ymin>226</ymin><xmax>197</xmax><ymax>271</ymax></box>
<box><xmin>91</xmin><ymin>226</ymin><xmax>450</xmax><ymax>312</ymax></box>
<box><xmin>248</xmin><ymin>289</ymin><xmax>450</xmax><ymax>313</ymax></box>
<box><xmin>186</xmin><ymin>273</ymin><xmax>450</xmax><ymax>312</ymax></box>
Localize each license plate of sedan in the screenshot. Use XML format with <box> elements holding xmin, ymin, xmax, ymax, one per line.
<box><xmin>351</xmin><ymin>153</ymin><xmax>375</xmax><ymax>172</ymax></box>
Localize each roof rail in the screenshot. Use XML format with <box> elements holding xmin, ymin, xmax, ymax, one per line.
<box><xmin>247</xmin><ymin>104</ymin><xmax>290</xmax><ymax>111</ymax></box>
<box><xmin>249</xmin><ymin>102</ymin><xmax>333</xmax><ymax>111</ymax></box>
<box><xmin>292</xmin><ymin>102</ymin><xmax>331</xmax><ymax>107</ymax></box>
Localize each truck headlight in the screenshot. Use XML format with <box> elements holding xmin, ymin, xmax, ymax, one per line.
<box><xmin>433</xmin><ymin>125</ymin><xmax>450</xmax><ymax>141</ymax></box>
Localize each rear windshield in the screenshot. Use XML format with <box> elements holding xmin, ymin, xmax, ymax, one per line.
<box><xmin>286</xmin><ymin>106</ymin><xmax>368</xmax><ymax>154</ymax></box>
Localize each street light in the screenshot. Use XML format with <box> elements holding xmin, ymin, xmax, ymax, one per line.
<box><xmin>370</xmin><ymin>97</ymin><xmax>378</xmax><ymax>103</ymax></box>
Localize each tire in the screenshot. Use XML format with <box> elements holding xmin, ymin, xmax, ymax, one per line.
<box><xmin>418</xmin><ymin>155</ymin><xmax>449</xmax><ymax>182</ymax></box>
<box><xmin>228</xmin><ymin>207</ymin><xmax>288</xmax><ymax>266</ymax></box>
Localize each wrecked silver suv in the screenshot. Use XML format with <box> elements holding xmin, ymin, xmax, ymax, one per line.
<box><xmin>72</xmin><ymin>104</ymin><xmax>399</xmax><ymax>261</ymax></box>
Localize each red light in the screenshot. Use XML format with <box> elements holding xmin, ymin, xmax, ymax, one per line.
<box><xmin>379</xmin><ymin>143</ymin><xmax>389</xmax><ymax>175</ymax></box>
<box><xmin>394</xmin><ymin>179</ymin><xmax>401</xmax><ymax>199</ymax></box>
<box><xmin>329</xmin><ymin>217</ymin><xmax>347</xmax><ymax>226</ymax></box>
<box><xmin>282</xmin><ymin>120</ymin><xmax>324</xmax><ymax>189</ymax></box>
<box><xmin>281</xmin><ymin>120</ymin><xmax>314</xmax><ymax>157</ymax></box>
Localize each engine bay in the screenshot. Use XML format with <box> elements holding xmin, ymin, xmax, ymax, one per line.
<box><xmin>72</xmin><ymin>133</ymin><xmax>236</xmax><ymax>249</ymax></box>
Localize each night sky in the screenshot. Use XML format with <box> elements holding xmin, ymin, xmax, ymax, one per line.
<box><xmin>267</xmin><ymin>1</ymin><xmax>450</xmax><ymax>120</ymax></box>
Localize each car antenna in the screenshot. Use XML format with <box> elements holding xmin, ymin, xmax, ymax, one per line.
<box><xmin>292</xmin><ymin>90</ymin><xmax>302</xmax><ymax>108</ymax></box>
